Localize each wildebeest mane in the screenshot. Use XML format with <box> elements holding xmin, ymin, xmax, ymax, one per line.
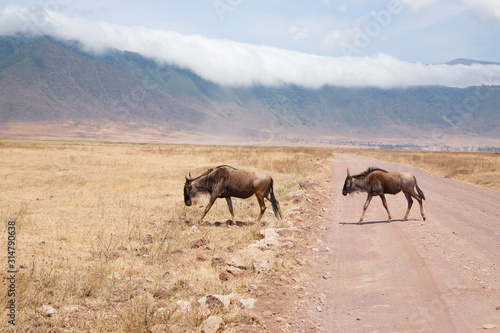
<box><xmin>353</xmin><ymin>167</ymin><xmax>388</xmax><ymax>178</ymax></box>
<box><xmin>190</xmin><ymin>165</ymin><xmax>236</xmax><ymax>181</ymax></box>
<box><xmin>196</xmin><ymin>165</ymin><xmax>237</xmax><ymax>192</ymax></box>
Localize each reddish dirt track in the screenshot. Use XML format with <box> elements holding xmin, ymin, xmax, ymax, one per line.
<box><xmin>290</xmin><ymin>153</ymin><xmax>500</xmax><ymax>332</ymax></box>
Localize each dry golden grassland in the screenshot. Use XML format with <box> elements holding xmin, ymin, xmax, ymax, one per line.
<box><xmin>348</xmin><ymin>150</ymin><xmax>500</xmax><ymax>192</ymax></box>
<box><xmin>0</xmin><ymin>140</ymin><xmax>333</xmax><ymax>332</ymax></box>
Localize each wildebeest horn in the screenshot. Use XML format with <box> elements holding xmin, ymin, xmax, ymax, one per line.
<box><xmin>347</xmin><ymin>169</ymin><xmax>351</xmax><ymax>178</ymax></box>
<box><xmin>185</xmin><ymin>173</ymin><xmax>192</xmax><ymax>181</ymax></box>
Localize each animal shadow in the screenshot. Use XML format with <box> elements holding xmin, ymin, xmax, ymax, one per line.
<box><xmin>339</xmin><ymin>218</ymin><xmax>418</xmax><ymax>226</ymax></box>
<box><xmin>213</xmin><ymin>220</ymin><xmax>250</xmax><ymax>227</ymax></box>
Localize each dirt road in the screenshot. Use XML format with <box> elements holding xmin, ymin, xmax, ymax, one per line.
<box><xmin>290</xmin><ymin>153</ymin><xmax>500</xmax><ymax>332</ymax></box>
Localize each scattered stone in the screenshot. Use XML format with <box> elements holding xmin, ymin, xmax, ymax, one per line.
<box><xmin>211</xmin><ymin>257</ymin><xmax>225</xmax><ymax>267</ymax></box>
<box><xmin>483</xmin><ymin>324</ymin><xmax>496</xmax><ymax>329</ymax></box>
<box><xmin>227</xmin><ymin>247</ymin><xmax>262</xmax><ymax>269</ymax></box>
<box><xmin>299</xmin><ymin>182</ymin><xmax>315</xmax><ymax>190</ymax></box>
<box><xmin>61</xmin><ymin>305</ymin><xmax>80</xmax><ymax>312</ymax></box>
<box><xmin>153</xmin><ymin>289</ymin><xmax>168</xmax><ymax>299</ymax></box>
<box><xmin>169</xmin><ymin>324</ymin><xmax>188</xmax><ymax>333</ymax></box>
<box><xmin>253</xmin><ymin>250</ymin><xmax>276</xmax><ymax>274</ymax></box>
<box><xmin>226</xmin><ymin>246</ymin><xmax>275</xmax><ymax>274</ymax></box>
<box><xmin>201</xmin><ymin>316</ymin><xmax>224</xmax><ymax>333</ymax></box>
<box><xmin>191</xmin><ymin>225</ymin><xmax>201</xmax><ymax>233</ymax></box>
<box><xmin>250</xmin><ymin>227</ymin><xmax>296</xmax><ymax>249</ymax></box>
<box><xmin>219</xmin><ymin>271</ymin><xmax>230</xmax><ymax>281</ymax></box>
<box><xmin>40</xmin><ymin>305</ymin><xmax>57</xmax><ymax>317</ymax></box>
<box><xmin>262</xmin><ymin>228</ymin><xmax>288</xmax><ymax>247</ymax></box>
<box><xmin>260</xmin><ymin>228</ymin><xmax>280</xmax><ymax>239</ymax></box>
<box><xmin>234</xmin><ymin>314</ymin><xmax>259</xmax><ymax>325</ymax></box>
<box><xmin>239</xmin><ymin>298</ymin><xmax>256</xmax><ymax>309</ymax></box>
<box><xmin>19</xmin><ymin>264</ymin><xmax>28</xmax><ymax>269</ymax></box>
<box><xmin>317</xmin><ymin>306</ymin><xmax>322</xmax><ymax>312</ymax></box>
<box><xmin>176</xmin><ymin>300</ymin><xmax>191</xmax><ymax>313</ymax></box>
<box><xmin>205</xmin><ymin>243</ymin><xmax>216</xmax><ymax>250</ymax></box>
<box><xmin>225</xmin><ymin>266</ymin><xmax>244</xmax><ymax>275</ymax></box>
<box><xmin>198</xmin><ymin>294</ymin><xmax>235</xmax><ymax>312</ymax></box>
<box><xmin>226</xmin><ymin>246</ymin><xmax>237</xmax><ymax>252</ymax></box>
<box><xmin>145</xmin><ymin>276</ymin><xmax>155</xmax><ymax>283</ymax></box>
<box><xmin>280</xmin><ymin>241</ymin><xmax>295</xmax><ymax>248</ymax></box>
<box><xmin>117</xmin><ymin>246</ymin><xmax>127</xmax><ymax>251</ymax></box>
<box><xmin>82</xmin><ymin>289</ymin><xmax>91</xmax><ymax>297</ymax></box>
<box><xmin>196</xmin><ymin>254</ymin><xmax>207</xmax><ymax>261</ymax></box>
<box><xmin>191</xmin><ymin>238</ymin><xmax>208</xmax><ymax>249</ymax></box>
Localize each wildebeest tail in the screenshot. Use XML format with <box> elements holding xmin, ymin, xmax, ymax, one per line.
<box><xmin>415</xmin><ymin>178</ymin><xmax>426</xmax><ymax>200</ymax></box>
<box><xmin>269</xmin><ymin>178</ymin><xmax>281</xmax><ymax>219</ymax></box>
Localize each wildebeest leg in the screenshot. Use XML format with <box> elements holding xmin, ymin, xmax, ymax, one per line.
<box><xmin>403</xmin><ymin>192</ymin><xmax>413</xmax><ymax>221</ymax></box>
<box><xmin>199</xmin><ymin>196</ymin><xmax>217</xmax><ymax>224</ymax></box>
<box><xmin>379</xmin><ymin>193</ymin><xmax>392</xmax><ymax>222</ymax></box>
<box><xmin>275</xmin><ymin>201</ymin><xmax>283</xmax><ymax>220</ymax></box>
<box><xmin>225</xmin><ymin>197</ymin><xmax>235</xmax><ymax>225</ymax></box>
<box><xmin>256</xmin><ymin>195</ymin><xmax>267</xmax><ymax>223</ymax></box>
<box><xmin>359</xmin><ymin>193</ymin><xmax>373</xmax><ymax>224</ymax></box>
<box><xmin>408</xmin><ymin>189</ymin><xmax>426</xmax><ymax>221</ymax></box>
<box><xmin>418</xmin><ymin>197</ymin><xmax>426</xmax><ymax>221</ymax></box>
<box><xmin>414</xmin><ymin>194</ymin><xmax>426</xmax><ymax>221</ymax></box>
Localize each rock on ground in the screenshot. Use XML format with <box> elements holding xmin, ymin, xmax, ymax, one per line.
<box><xmin>201</xmin><ymin>316</ymin><xmax>224</xmax><ymax>333</ymax></box>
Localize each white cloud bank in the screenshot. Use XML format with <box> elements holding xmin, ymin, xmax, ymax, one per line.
<box><xmin>1</xmin><ymin>5</ymin><xmax>500</xmax><ymax>89</ymax></box>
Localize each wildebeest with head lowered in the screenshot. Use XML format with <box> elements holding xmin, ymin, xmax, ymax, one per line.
<box><xmin>342</xmin><ymin>167</ymin><xmax>426</xmax><ymax>224</ymax></box>
<box><xmin>184</xmin><ymin>165</ymin><xmax>283</xmax><ymax>224</ymax></box>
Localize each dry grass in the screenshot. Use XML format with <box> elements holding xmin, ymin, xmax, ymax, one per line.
<box><xmin>347</xmin><ymin>150</ymin><xmax>500</xmax><ymax>192</ymax></box>
<box><xmin>0</xmin><ymin>140</ymin><xmax>332</xmax><ymax>332</ymax></box>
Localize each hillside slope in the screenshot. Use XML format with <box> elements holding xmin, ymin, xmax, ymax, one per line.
<box><xmin>0</xmin><ymin>36</ymin><xmax>499</xmax><ymax>146</ymax></box>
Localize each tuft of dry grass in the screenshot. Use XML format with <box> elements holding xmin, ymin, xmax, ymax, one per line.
<box><xmin>0</xmin><ymin>140</ymin><xmax>332</xmax><ymax>332</ymax></box>
<box><xmin>346</xmin><ymin>149</ymin><xmax>500</xmax><ymax>192</ymax></box>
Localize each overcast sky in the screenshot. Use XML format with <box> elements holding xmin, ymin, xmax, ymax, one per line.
<box><xmin>1</xmin><ymin>0</ymin><xmax>500</xmax><ymax>88</ymax></box>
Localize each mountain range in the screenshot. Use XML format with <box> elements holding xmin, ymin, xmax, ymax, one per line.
<box><xmin>1</xmin><ymin>36</ymin><xmax>499</xmax><ymax>148</ymax></box>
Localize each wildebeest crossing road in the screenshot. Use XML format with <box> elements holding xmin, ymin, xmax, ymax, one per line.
<box><xmin>291</xmin><ymin>154</ymin><xmax>500</xmax><ymax>332</ymax></box>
